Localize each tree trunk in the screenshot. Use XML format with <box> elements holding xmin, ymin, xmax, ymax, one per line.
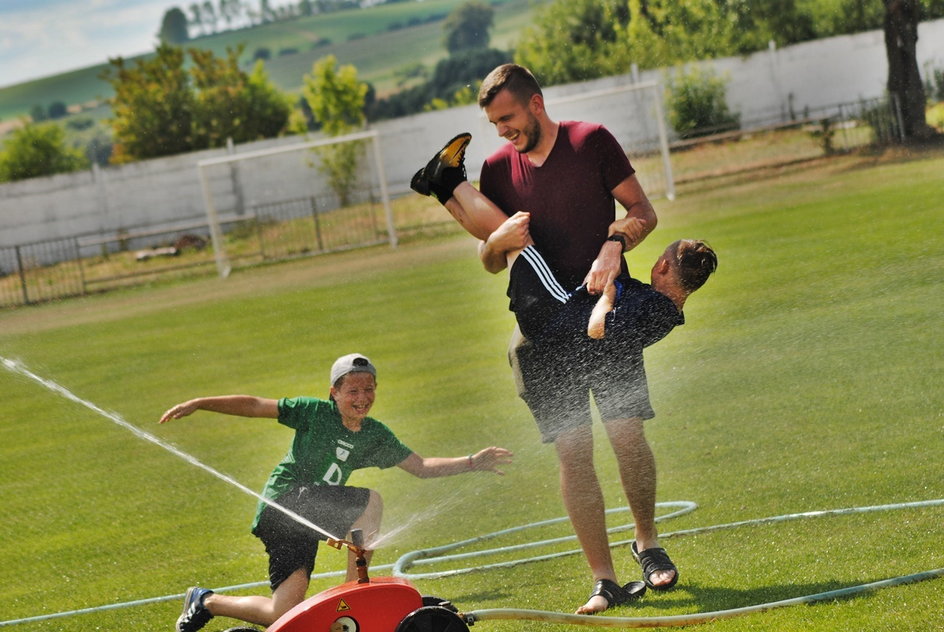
<box><xmin>883</xmin><ymin>0</ymin><xmax>933</xmax><ymax>140</ymax></box>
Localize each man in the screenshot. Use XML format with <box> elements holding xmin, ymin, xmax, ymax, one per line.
<box><xmin>417</xmin><ymin>63</ymin><xmax>677</xmax><ymax>614</ymax></box>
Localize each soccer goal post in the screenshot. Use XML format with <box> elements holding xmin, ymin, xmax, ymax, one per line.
<box><xmin>196</xmin><ymin>129</ymin><xmax>395</xmax><ymax>278</ymax></box>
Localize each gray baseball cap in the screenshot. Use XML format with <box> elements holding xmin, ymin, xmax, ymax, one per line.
<box><xmin>330</xmin><ymin>353</ymin><xmax>377</xmax><ymax>386</ymax></box>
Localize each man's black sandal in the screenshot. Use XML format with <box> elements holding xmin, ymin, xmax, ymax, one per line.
<box><xmin>586</xmin><ymin>578</ymin><xmax>646</xmax><ymax>611</ymax></box>
<box><xmin>632</xmin><ymin>541</ymin><xmax>679</xmax><ymax>591</ymax></box>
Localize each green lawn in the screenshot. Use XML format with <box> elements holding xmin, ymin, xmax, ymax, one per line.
<box><xmin>1</xmin><ymin>148</ymin><xmax>942</xmax><ymax>631</ymax></box>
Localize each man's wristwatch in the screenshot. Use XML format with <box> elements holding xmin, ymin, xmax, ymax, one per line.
<box><xmin>607</xmin><ymin>233</ymin><xmax>627</xmax><ymax>252</ymax></box>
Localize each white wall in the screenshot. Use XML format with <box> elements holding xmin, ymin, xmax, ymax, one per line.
<box><xmin>2</xmin><ymin>19</ymin><xmax>942</xmax><ymax>248</ymax></box>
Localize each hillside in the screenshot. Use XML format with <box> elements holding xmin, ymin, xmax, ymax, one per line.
<box><xmin>0</xmin><ymin>0</ymin><xmax>546</xmax><ymax>124</ymax></box>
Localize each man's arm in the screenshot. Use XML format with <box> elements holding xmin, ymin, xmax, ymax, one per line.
<box><xmin>584</xmin><ymin>174</ymin><xmax>658</xmax><ymax>294</ymax></box>
<box><xmin>610</xmin><ymin>174</ymin><xmax>657</xmax><ymax>249</ymax></box>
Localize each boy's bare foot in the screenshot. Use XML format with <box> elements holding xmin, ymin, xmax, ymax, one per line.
<box><xmin>587</xmin><ymin>282</ymin><xmax>617</xmax><ymax>339</ymax></box>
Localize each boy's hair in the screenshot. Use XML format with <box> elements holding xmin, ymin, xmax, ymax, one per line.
<box><xmin>478</xmin><ymin>64</ymin><xmax>543</xmax><ymax>108</ymax></box>
<box><xmin>670</xmin><ymin>240</ymin><xmax>718</xmax><ymax>292</ymax></box>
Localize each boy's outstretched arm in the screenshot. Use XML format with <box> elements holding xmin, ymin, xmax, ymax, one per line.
<box><xmin>397</xmin><ymin>446</ymin><xmax>514</xmax><ymax>478</ymax></box>
<box><xmin>159</xmin><ymin>395</ymin><xmax>279</xmax><ymax>423</ymax></box>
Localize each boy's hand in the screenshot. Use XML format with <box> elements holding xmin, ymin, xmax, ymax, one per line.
<box><xmin>609</xmin><ymin>217</ymin><xmax>648</xmax><ymax>250</ymax></box>
<box><xmin>159</xmin><ymin>400</ymin><xmax>198</xmax><ymax>423</ymax></box>
<box><xmin>470</xmin><ymin>446</ymin><xmax>514</xmax><ymax>475</ymax></box>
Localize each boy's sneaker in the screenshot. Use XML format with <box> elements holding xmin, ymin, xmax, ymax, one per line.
<box><xmin>411</xmin><ymin>133</ymin><xmax>471</xmax><ymax>202</ymax></box>
<box><xmin>176</xmin><ymin>586</ymin><xmax>214</xmax><ymax>632</ymax></box>
<box><xmin>425</xmin><ymin>132</ymin><xmax>471</xmax><ymax>184</ymax></box>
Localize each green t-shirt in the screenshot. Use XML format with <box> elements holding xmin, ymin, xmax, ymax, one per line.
<box><xmin>250</xmin><ymin>396</ymin><xmax>413</xmax><ymax>530</ymax></box>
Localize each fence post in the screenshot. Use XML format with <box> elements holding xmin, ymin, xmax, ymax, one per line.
<box><xmin>14</xmin><ymin>246</ymin><xmax>29</xmax><ymax>306</ymax></box>
<box><xmin>74</xmin><ymin>237</ymin><xmax>87</xmax><ymax>296</ymax></box>
<box><xmin>891</xmin><ymin>93</ymin><xmax>906</xmax><ymax>142</ymax></box>
<box><xmin>310</xmin><ymin>197</ymin><xmax>324</xmax><ymax>252</ymax></box>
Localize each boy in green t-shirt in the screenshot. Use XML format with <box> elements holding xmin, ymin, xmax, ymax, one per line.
<box><xmin>159</xmin><ymin>353</ymin><xmax>513</xmax><ymax>632</ymax></box>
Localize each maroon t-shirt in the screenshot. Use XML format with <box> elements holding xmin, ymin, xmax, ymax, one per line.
<box><xmin>480</xmin><ymin>121</ymin><xmax>635</xmax><ymax>289</ymax></box>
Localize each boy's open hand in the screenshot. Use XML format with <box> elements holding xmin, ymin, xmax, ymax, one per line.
<box><xmin>470</xmin><ymin>446</ymin><xmax>514</xmax><ymax>475</ymax></box>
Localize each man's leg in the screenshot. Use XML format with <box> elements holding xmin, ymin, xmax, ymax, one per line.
<box><xmin>603</xmin><ymin>417</ymin><xmax>676</xmax><ymax>588</ymax></box>
<box><xmin>554</xmin><ymin>424</ymin><xmax>622</xmax><ymax>614</ymax></box>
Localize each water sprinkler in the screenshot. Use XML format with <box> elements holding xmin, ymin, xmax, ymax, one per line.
<box><xmin>266</xmin><ymin>529</ymin><xmax>470</xmax><ymax>632</ymax></box>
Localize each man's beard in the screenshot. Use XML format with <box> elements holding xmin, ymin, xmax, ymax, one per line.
<box><xmin>517</xmin><ymin>115</ymin><xmax>542</xmax><ymax>154</ymax></box>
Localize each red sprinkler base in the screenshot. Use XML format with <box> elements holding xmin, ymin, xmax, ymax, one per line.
<box><xmin>264</xmin><ymin>576</ymin><xmax>470</xmax><ymax>632</ymax></box>
<box><xmin>262</xmin><ymin>531</ymin><xmax>470</xmax><ymax>632</ymax></box>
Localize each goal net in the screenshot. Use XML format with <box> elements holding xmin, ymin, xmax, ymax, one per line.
<box><xmin>196</xmin><ymin>129</ymin><xmax>395</xmax><ymax>278</ymax></box>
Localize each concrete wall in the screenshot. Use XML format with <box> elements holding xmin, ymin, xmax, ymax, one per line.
<box><xmin>2</xmin><ymin>19</ymin><xmax>943</xmax><ymax>248</ymax></box>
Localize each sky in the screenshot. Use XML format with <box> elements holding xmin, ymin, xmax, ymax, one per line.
<box><xmin>0</xmin><ymin>0</ymin><xmax>178</xmax><ymax>88</ymax></box>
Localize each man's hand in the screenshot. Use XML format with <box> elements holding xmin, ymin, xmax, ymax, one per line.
<box><xmin>584</xmin><ymin>241</ymin><xmax>623</xmax><ymax>294</ymax></box>
<box><xmin>480</xmin><ymin>211</ymin><xmax>531</xmax><ymax>273</ymax></box>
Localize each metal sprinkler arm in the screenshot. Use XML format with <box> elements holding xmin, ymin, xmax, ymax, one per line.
<box><xmin>326</xmin><ymin>528</ymin><xmax>371</xmax><ymax>583</ymax></box>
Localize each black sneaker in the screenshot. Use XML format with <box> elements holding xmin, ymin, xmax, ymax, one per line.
<box><xmin>425</xmin><ymin>132</ymin><xmax>471</xmax><ymax>185</ymax></box>
<box><xmin>411</xmin><ymin>133</ymin><xmax>471</xmax><ymax>199</ymax></box>
<box><xmin>176</xmin><ymin>586</ymin><xmax>214</xmax><ymax>632</ymax></box>
<box><xmin>410</xmin><ymin>166</ymin><xmax>432</xmax><ymax>196</ymax></box>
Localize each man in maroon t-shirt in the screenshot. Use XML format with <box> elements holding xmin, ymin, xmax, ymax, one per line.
<box><xmin>448</xmin><ymin>64</ymin><xmax>677</xmax><ymax>614</ymax></box>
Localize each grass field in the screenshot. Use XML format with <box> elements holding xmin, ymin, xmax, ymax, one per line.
<box><xmin>1</xmin><ymin>148</ymin><xmax>942</xmax><ymax>631</ymax></box>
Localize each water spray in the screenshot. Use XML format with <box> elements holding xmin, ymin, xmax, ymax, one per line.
<box><xmin>0</xmin><ymin>356</ymin><xmax>341</xmax><ymax>542</ymax></box>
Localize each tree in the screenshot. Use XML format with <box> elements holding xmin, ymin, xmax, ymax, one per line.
<box><xmin>0</xmin><ymin>122</ymin><xmax>88</xmax><ymax>182</ymax></box>
<box><xmin>103</xmin><ymin>44</ymin><xmax>195</xmax><ymax>162</ymax></box>
<box><xmin>102</xmin><ymin>43</ymin><xmax>291</xmax><ymax>163</ymax></box>
<box><xmin>516</xmin><ymin>0</ymin><xmax>630</xmax><ymax>84</ymax></box>
<box><xmin>302</xmin><ymin>55</ymin><xmax>367</xmax><ymax>206</ymax></box>
<box><xmin>189</xmin><ymin>46</ymin><xmax>292</xmax><ymax>147</ymax></box>
<box><xmin>201</xmin><ymin>1</ymin><xmax>218</xmax><ymax>34</ymax></box>
<box><xmin>47</xmin><ymin>101</ymin><xmax>68</xmax><ymax>119</ymax></box>
<box><xmin>443</xmin><ymin>0</ymin><xmax>494</xmax><ymax>54</ymax></box>
<box><xmin>159</xmin><ymin>7</ymin><xmax>190</xmax><ymax>44</ymax></box>
<box><xmin>188</xmin><ymin>3</ymin><xmax>204</xmax><ymax>36</ymax></box>
<box><xmin>29</xmin><ymin>104</ymin><xmax>47</xmax><ymax>122</ymax></box>
<box><xmin>884</xmin><ymin>0</ymin><xmax>934</xmax><ymax>139</ymax></box>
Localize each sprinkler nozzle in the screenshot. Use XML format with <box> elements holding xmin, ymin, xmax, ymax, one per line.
<box><xmin>326</xmin><ymin>531</ymin><xmax>371</xmax><ymax>583</ymax></box>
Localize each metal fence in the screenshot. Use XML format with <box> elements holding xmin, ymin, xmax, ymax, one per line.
<box><xmin>0</xmin><ymin>191</ymin><xmax>393</xmax><ymax>308</ymax></box>
<box><xmin>655</xmin><ymin>95</ymin><xmax>903</xmax><ymax>185</ymax></box>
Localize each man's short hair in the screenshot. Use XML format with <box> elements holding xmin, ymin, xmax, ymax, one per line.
<box><xmin>671</xmin><ymin>240</ymin><xmax>718</xmax><ymax>292</ymax></box>
<box><xmin>478</xmin><ymin>63</ymin><xmax>543</xmax><ymax>108</ymax></box>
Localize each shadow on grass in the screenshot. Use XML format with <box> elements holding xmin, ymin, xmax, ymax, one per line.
<box><xmin>616</xmin><ymin>576</ymin><xmax>899</xmax><ymax>613</ymax></box>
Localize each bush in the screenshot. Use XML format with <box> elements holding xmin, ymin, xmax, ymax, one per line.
<box><xmin>0</xmin><ymin>122</ymin><xmax>89</xmax><ymax>181</ymax></box>
<box><xmin>923</xmin><ymin>64</ymin><xmax>944</xmax><ymax>102</ymax></box>
<box><xmin>927</xmin><ymin>103</ymin><xmax>944</xmax><ymax>132</ymax></box>
<box><xmin>666</xmin><ymin>66</ymin><xmax>740</xmax><ymax>139</ymax></box>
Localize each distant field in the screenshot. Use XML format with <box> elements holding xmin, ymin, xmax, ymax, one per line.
<box><xmin>0</xmin><ymin>0</ymin><xmax>545</xmax><ymax>122</ymax></box>
<box><xmin>1</xmin><ymin>147</ymin><xmax>941</xmax><ymax>631</ymax></box>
